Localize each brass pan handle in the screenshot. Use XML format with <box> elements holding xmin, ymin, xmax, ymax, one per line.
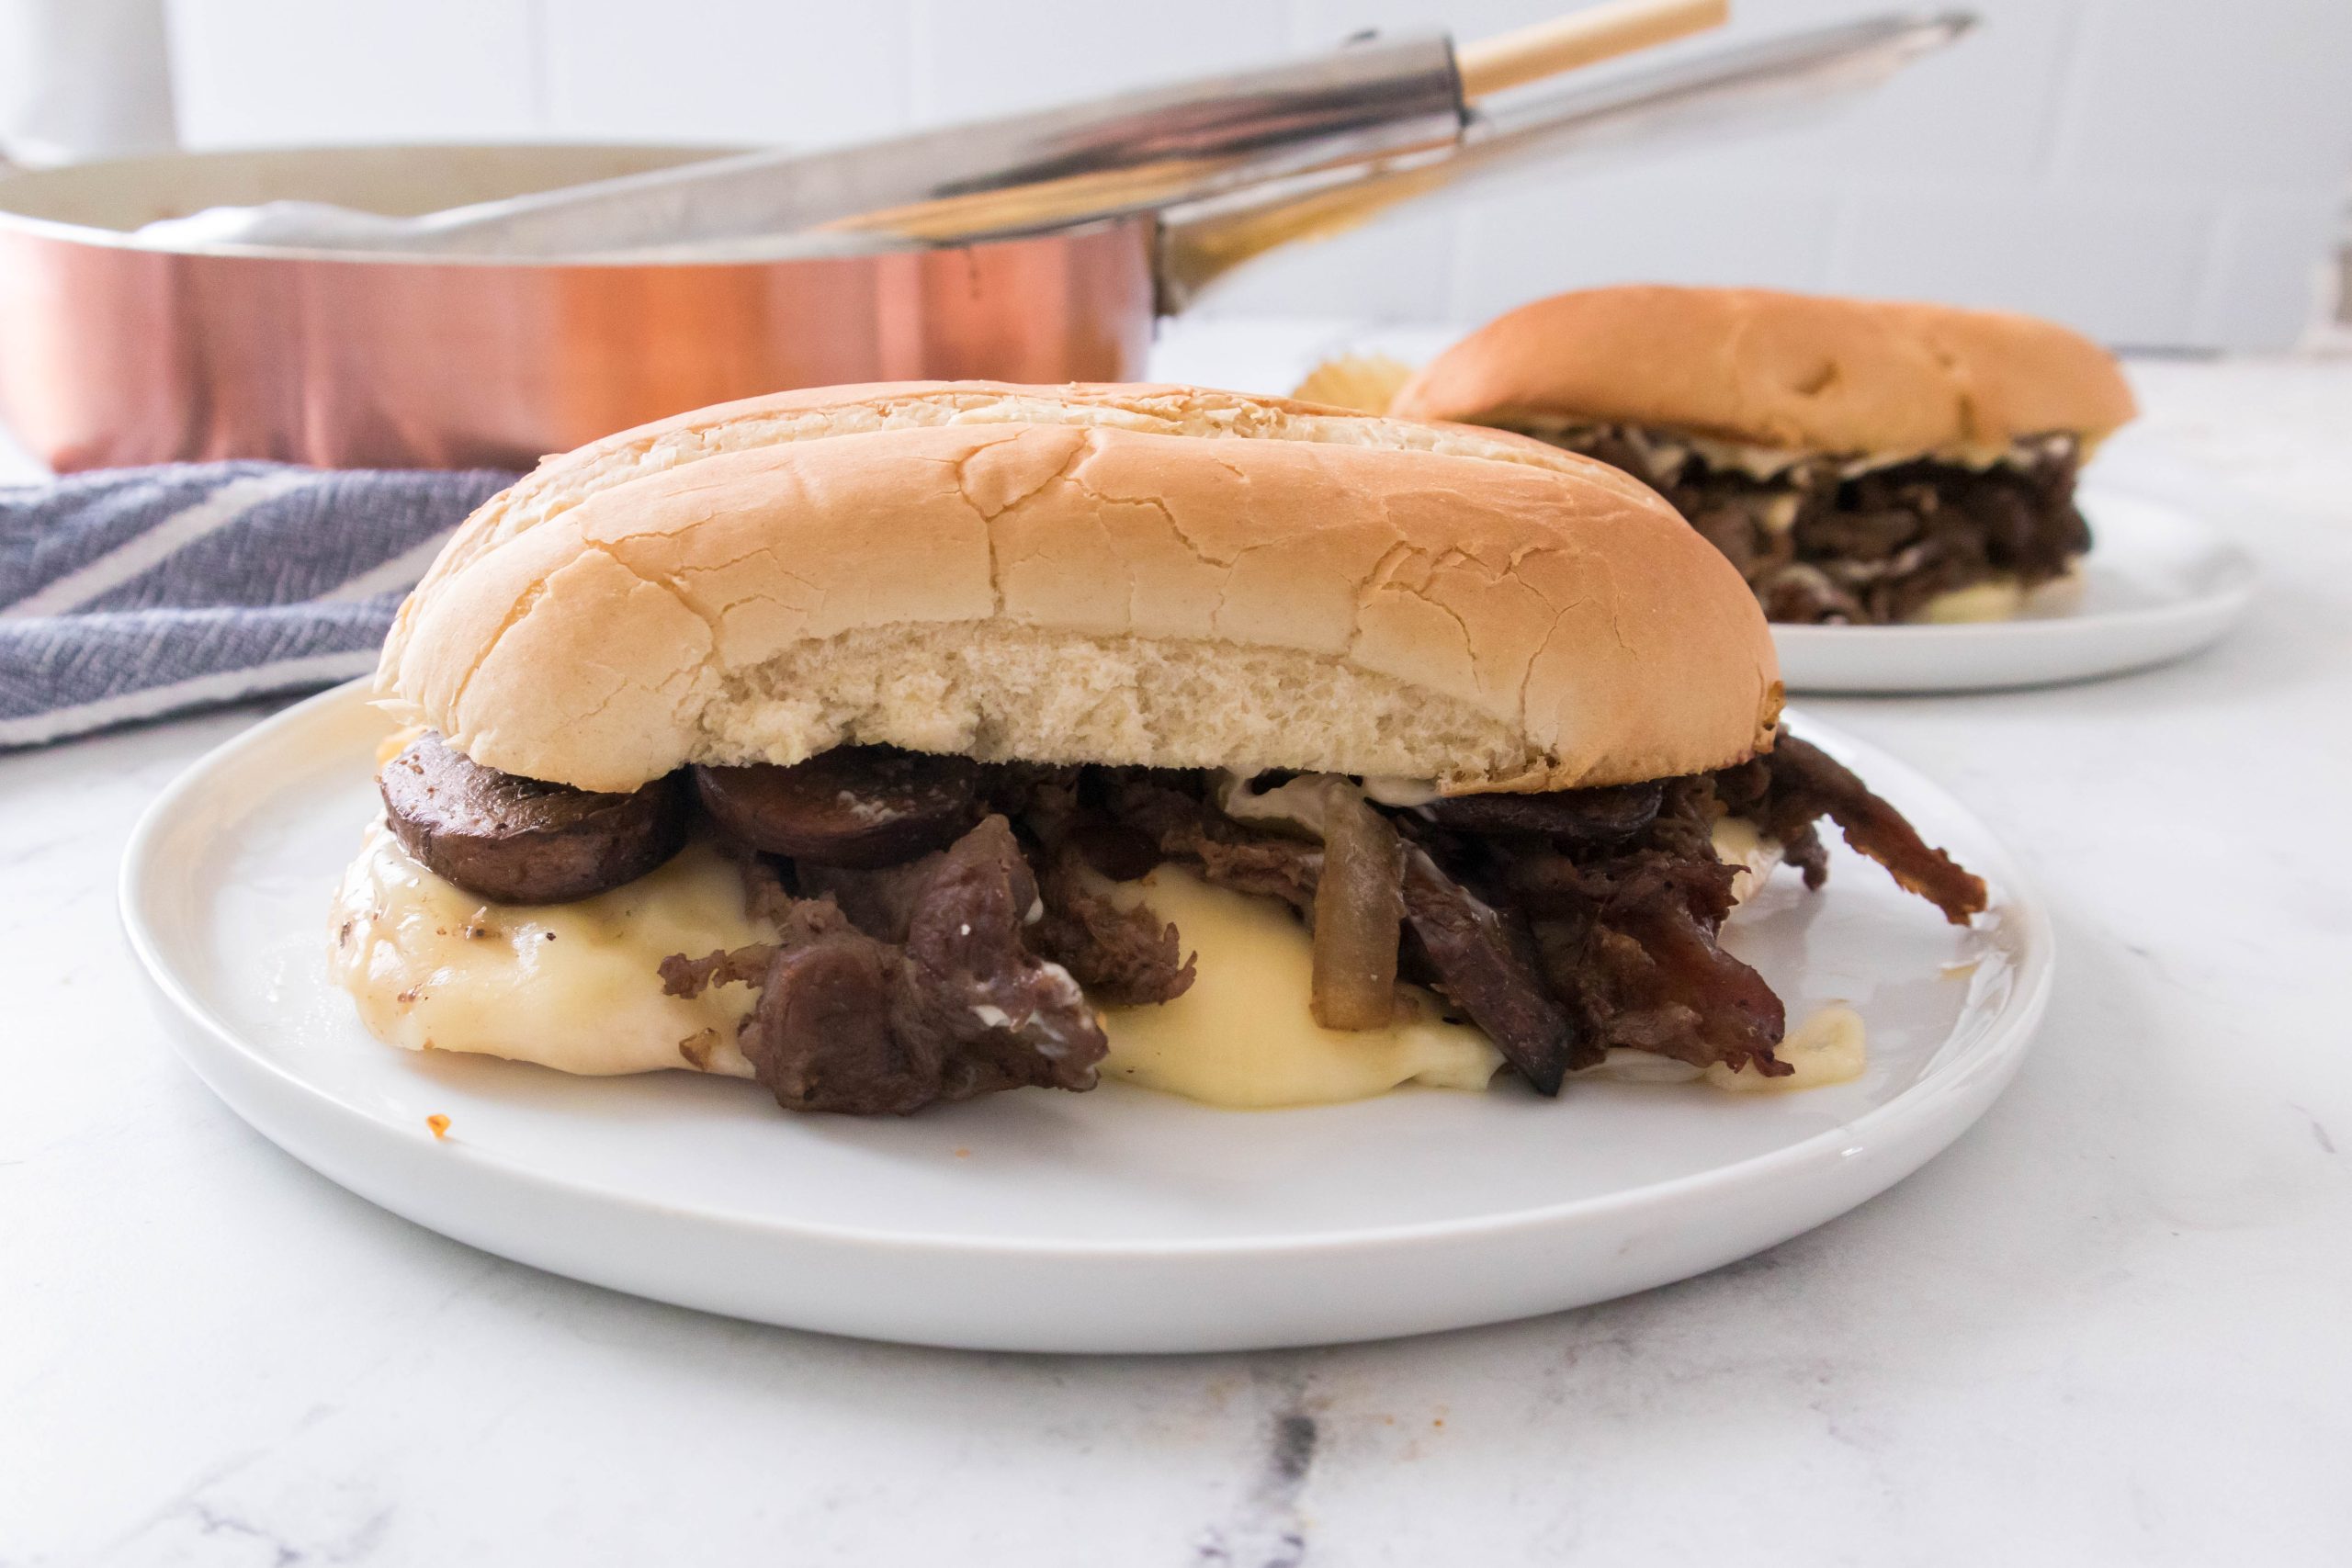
<box><xmin>1158</xmin><ymin>11</ymin><xmax>1974</xmax><ymax>311</ymax></box>
<box><xmin>1456</xmin><ymin>0</ymin><xmax>1730</xmax><ymax>97</ymax></box>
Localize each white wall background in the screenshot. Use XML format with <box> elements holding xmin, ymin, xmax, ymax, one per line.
<box><xmin>154</xmin><ymin>0</ymin><xmax>2352</xmax><ymax>351</ymax></box>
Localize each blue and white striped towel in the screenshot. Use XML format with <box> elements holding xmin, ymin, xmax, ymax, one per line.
<box><xmin>0</xmin><ymin>461</ymin><xmax>514</xmax><ymax>748</ymax></box>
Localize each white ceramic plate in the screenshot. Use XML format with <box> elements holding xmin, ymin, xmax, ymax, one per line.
<box><xmin>1773</xmin><ymin>480</ymin><xmax>2257</xmax><ymax>694</ymax></box>
<box><xmin>123</xmin><ymin>682</ymin><xmax>2052</xmax><ymax>1353</ymax></box>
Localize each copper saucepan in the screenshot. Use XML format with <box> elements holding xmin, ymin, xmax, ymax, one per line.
<box><xmin>0</xmin><ymin>145</ymin><xmax>1161</xmax><ymax>472</ymax></box>
<box><xmin>0</xmin><ymin>14</ymin><xmax>1964</xmax><ymax>473</ymax></box>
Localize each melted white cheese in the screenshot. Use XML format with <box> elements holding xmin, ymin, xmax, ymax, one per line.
<box><xmin>1704</xmin><ymin>1003</ymin><xmax>1867</xmax><ymax>1092</ymax></box>
<box><xmin>1216</xmin><ymin>771</ymin><xmax>1442</xmax><ymax>830</ymax></box>
<box><xmin>2025</xmin><ymin>568</ymin><xmax>2086</xmax><ymax>615</ymax></box>
<box><xmin>1679</xmin><ymin>432</ymin><xmax>2041</xmax><ymax>479</ymax></box>
<box><xmin>1914</xmin><ymin>567</ymin><xmax>2089</xmax><ymax>624</ymax></box>
<box><xmin>1917</xmin><ymin>579</ymin><xmax>2028</xmax><ymax>624</ymax></box>
<box><xmin>1712</xmin><ymin>815</ymin><xmax>1781</xmax><ymax>908</ymax></box>
<box><xmin>330</xmin><ymin>821</ymin><xmax>766</xmax><ymax>1077</ymax></box>
<box><xmin>1361</xmin><ymin>775</ymin><xmax>1441</xmax><ymax>807</ymax></box>
<box><xmin>1216</xmin><ymin>772</ymin><xmax>1340</xmax><ymax>836</ymax></box>
<box><xmin>1094</xmin><ymin>866</ymin><xmax>1502</xmax><ymax>1109</ymax></box>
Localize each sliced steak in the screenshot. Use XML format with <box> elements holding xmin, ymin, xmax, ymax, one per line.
<box><xmin>665</xmin><ymin>740</ymin><xmax>1980</xmax><ymax>1113</ymax></box>
<box><xmin>716</xmin><ymin>816</ymin><xmax>1107</xmax><ymax>1115</ymax></box>
<box><xmin>658</xmin><ymin>942</ymin><xmax>778</xmax><ymax>999</ymax></box>
<box><xmin>1105</xmin><ymin>777</ymin><xmax>1323</xmax><ymax>911</ymax></box>
<box><xmin>1509</xmin><ymin>850</ymin><xmax>1788</xmax><ymax>1077</ymax></box>
<box><xmin>895</xmin><ymin>816</ymin><xmax>1107</xmax><ymax>1100</ymax></box>
<box><xmin>1067</xmin><ymin>820</ymin><xmax>1163</xmax><ymax>884</ymax></box>
<box><xmin>1745</xmin><ymin>734</ymin><xmax>1988</xmax><ymax>925</ymax></box>
<box><xmin>658</xmin><ymin>896</ymin><xmax>851</xmax><ymax>1000</ymax></box>
<box><xmin>695</xmin><ymin>746</ymin><xmax>980</xmax><ymax>867</ymax></box>
<box><xmin>1599</xmin><ymin>876</ymin><xmax>1788</xmax><ymax>1076</ymax></box>
<box><xmin>1421</xmin><ymin>780</ymin><xmax>1664</xmax><ymax>842</ymax></box>
<box><xmin>745</xmin><ymin>930</ymin><xmax>944</xmax><ymax>1115</ymax></box>
<box><xmin>1502</xmin><ymin>837</ymin><xmax>1740</xmax><ymax>930</ymax></box>
<box><xmin>1532</xmin><ymin>917</ymin><xmax>1787</xmax><ymax>1078</ymax></box>
<box><xmin>1401</xmin><ymin>850</ymin><xmax>1589</xmax><ymax>1093</ymax></box>
<box><xmin>1523</xmin><ymin>422</ymin><xmax>2089</xmax><ymax>625</ymax></box>
<box><xmin>797</xmin><ymin>856</ymin><xmax>941</xmax><ymax>943</ymax></box>
<box><xmin>1033</xmin><ymin>847</ymin><xmax>1195</xmax><ymax>1007</ymax></box>
<box><xmin>379</xmin><ymin>732</ymin><xmax>685</xmax><ymax>905</ymax></box>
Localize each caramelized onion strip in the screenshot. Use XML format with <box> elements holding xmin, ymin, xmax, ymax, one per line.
<box><xmin>1309</xmin><ymin>786</ymin><xmax>1408</xmax><ymax>1030</ymax></box>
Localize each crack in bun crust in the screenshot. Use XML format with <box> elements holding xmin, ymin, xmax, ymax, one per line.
<box><xmin>376</xmin><ymin>381</ymin><xmax>1782</xmax><ymax>795</ymax></box>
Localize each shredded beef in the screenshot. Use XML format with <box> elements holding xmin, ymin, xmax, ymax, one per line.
<box><xmin>1524</xmin><ymin>423</ymin><xmax>2089</xmax><ymax>625</ymax></box>
<box><xmin>1422</xmin><ymin>780</ymin><xmax>1663</xmax><ymax>841</ymax></box>
<box><xmin>660</xmin><ymin>894</ymin><xmax>849</xmax><ymax>998</ymax></box>
<box><xmin>654</xmin><ymin>729</ymin><xmax>1981</xmax><ymax>1111</ymax></box>
<box><xmin>749</xmin><ymin>931</ymin><xmax>936</xmax><ymax>1113</ymax></box>
<box><xmin>669</xmin><ymin>816</ymin><xmax>1106</xmax><ymax>1115</ymax></box>
<box><xmin>1434</xmin><ymin>782</ymin><xmax>1787</xmax><ymax>1079</ymax></box>
<box><xmin>1495</xmin><ymin>781</ymin><xmax>1740</xmax><ymax>929</ymax></box>
<box><xmin>884</xmin><ymin>815</ymin><xmax>1107</xmax><ymax>1103</ymax></box>
<box><xmin>1724</xmin><ymin>735</ymin><xmax>1987</xmax><ymax>924</ymax></box>
<box><xmin>1400</xmin><ymin>850</ymin><xmax>1589</xmax><ymax>1090</ymax></box>
<box><xmin>797</xmin><ymin>856</ymin><xmax>938</xmax><ymax>944</ymax></box>
<box><xmin>1102</xmin><ymin>775</ymin><xmax>1324</xmax><ymax>911</ymax></box>
<box><xmin>721</xmin><ymin>843</ymin><xmax>799</xmax><ymax>926</ymax></box>
<box><xmin>1577</xmin><ymin>867</ymin><xmax>1787</xmax><ymax>1076</ymax></box>
<box><xmin>1033</xmin><ymin>846</ymin><xmax>1196</xmax><ymax>1006</ymax></box>
<box><xmin>994</xmin><ymin>777</ymin><xmax>1196</xmax><ymax>1005</ymax></box>
<box><xmin>660</xmin><ymin>942</ymin><xmax>780</xmax><ymax>999</ymax></box>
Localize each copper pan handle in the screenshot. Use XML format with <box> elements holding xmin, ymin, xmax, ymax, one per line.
<box><xmin>1157</xmin><ymin>10</ymin><xmax>1973</xmax><ymax>312</ymax></box>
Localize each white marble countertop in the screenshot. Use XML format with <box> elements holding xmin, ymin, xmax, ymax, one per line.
<box><xmin>6</xmin><ymin>329</ymin><xmax>2350</xmax><ymax>1566</ymax></box>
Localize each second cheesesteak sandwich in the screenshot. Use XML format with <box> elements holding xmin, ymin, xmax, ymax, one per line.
<box><xmin>337</xmin><ymin>382</ymin><xmax>1985</xmax><ymax>1116</ymax></box>
<box><xmin>1390</xmin><ymin>286</ymin><xmax>2138</xmax><ymax>626</ymax></box>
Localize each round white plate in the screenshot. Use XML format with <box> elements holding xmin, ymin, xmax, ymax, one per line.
<box><xmin>1774</xmin><ymin>479</ymin><xmax>2257</xmax><ymax>694</ymax></box>
<box><xmin>123</xmin><ymin>682</ymin><xmax>2052</xmax><ymax>1353</ymax></box>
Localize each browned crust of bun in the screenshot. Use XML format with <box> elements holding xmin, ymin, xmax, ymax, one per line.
<box><xmin>392</xmin><ymin>381</ymin><xmax>1590</xmax><ymax>616</ymax></box>
<box><xmin>1389</xmin><ymin>286</ymin><xmax>2139</xmax><ymax>453</ymax></box>
<box><xmin>377</xmin><ymin>382</ymin><xmax>1781</xmax><ymax>795</ymax></box>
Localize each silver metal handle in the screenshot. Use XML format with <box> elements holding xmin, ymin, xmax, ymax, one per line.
<box><xmin>396</xmin><ymin>34</ymin><xmax>1464</xmax><ymax>257</ymax></box>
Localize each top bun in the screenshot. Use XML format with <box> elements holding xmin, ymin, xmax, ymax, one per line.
<box><xmin>377</xmin><ymin>381</ymin><xmax>1781</xmax><ymax>795</ymax></box>
<box><xmin>1389</xmin><ymin>285</ymin><xmax>2139</xmax><ymax>455</ymax></box>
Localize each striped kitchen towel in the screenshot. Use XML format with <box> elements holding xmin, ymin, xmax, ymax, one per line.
<box><xmin>0</xmin><ymin>461</ymin><xmax>514</xmax><ymax>748</ymax></box>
